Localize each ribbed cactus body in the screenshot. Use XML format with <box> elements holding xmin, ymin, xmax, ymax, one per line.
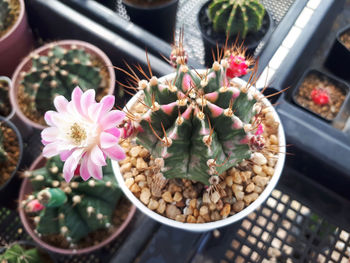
<box><xmin>24</xmin><ymin>156</ymin><xmax>122</xmax><ymax>243</ymax></box>
<box><xmin>20</xmin><ymin>45</ymin><xmax>102</xmax><ymax>115</ymax></box>
<box><xmin>208</xmin><ymin>0</ymin><xmax>265</xmax><ymax>38</ymax></box>
<box><xmin>0</xmin><ymin>243</ymin><xmax>40</xmax><ymax>263</ymax></box>
<box><xmin>134</xmin><ymin>58</ymin><xmax>257</xmax><ymax>185</ymax></box>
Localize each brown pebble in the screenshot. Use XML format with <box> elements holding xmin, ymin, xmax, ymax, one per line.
<box><xmin>162</xmin><ymin>191</ymin><xmax>173</xmax><ymax>203</ymax></box>
<box><xmin>233</xmin><ymin>200</ymin><xmax>245</xmax><ymax>212</ymax></box>
<box><xmin>220</xmin><ymin>203</ymin><xmax>231</xmax><ymax>218</ymax></box>
<box><xmin>166</xmin><ymin>205</ymin><xmax>181</xmax><ymax>219</ymax></box>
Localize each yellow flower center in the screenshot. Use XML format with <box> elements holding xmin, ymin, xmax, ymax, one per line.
<box><xmin>70</xmin><ymin>123</ymin><xmax>87</xmax><ymax>144</ymax></box>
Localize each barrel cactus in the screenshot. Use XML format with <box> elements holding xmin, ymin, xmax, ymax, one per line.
<box><xmin>19</xmin><ymin>44</ymin><xmax>102</xmax><ymax>118</ymax></box>
<box><xmin>122</xmin><ymin>44</ymin><xmax>263</xmax><ymax>186</ymax></box>
<box><xmin>0</xmin><ymin>0</ymin><xmax>20</xmax><ymax>38</ymax></box>
<box><xmin>0</xmin><ymin>243</ymin><xmax>41</xmax><ymax>263</ymax></box>
<box><xmin>208</xmin><ymin>0</ymin><xmax>265</xmax><ymax>38</ymax></box>
<box><xmin>22</xmin><ymin>156</ymin><xmax>123</xmax><ymax>244</ymax></box>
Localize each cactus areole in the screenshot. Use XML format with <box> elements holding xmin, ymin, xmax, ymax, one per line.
<box><xmin>120</xmin><ymin>43</ymin><xmax>267</xmax><ymax>186</ymax></box>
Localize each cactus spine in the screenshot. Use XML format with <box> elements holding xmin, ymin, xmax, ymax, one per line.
<box><xmin>23</xmin><ymin>156</ymin><xmax>123</xmax><ymax>244</ymax></box>
<box><xmin>208</xmin><ymin>0</ymin><xmax>265</xmax><ymax>38</ymax></box>
<box><xmin>19</xmin><ymin>44</ymin><xmax>102</xmax><ymax>117</ymax></box>
<box><xmin>126</xmin><ymin>44</ymin><xmax>261</xmax><ymax>186</ymax></box>
<box><xmin>0</xmin><ymin>243</ymin><xmax>41</xmax><ymax>263</ymax></box>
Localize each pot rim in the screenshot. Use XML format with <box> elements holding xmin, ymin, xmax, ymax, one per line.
<box><xmin>0</xmin><ymin>0</ymin><xmax>25</xmax><ymax>42</ymax></box>
<box><xmin>18</xmin><ymin>154</ymin><xmax>136</xmax><ymax>255</ymax></box>
<box><xmin>0</xmin><ymin>116</ymin><xmax>23</xmax><ymax>192</ymax></box>
<box><xmin>10</xmin><ymin>39</ymin><xmax>116</xmax><ymax>130</ymax></box>
<box><xmin>122</xmin><ymin>0</ymin><xmax>179</xmax><ymax>10</ymax></box>
<box><xmin>112</xmin><ymin>70</ymin><xmax>286</xmax><ymax>232</ymax></box>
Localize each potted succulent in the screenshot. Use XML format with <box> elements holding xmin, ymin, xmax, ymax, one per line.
<box><xmin>10</xmin><ymin>40</ymin><xmax>116</xmax><ymax>130</ymax></box>
<box><xmin>198</xmin><ymin>0</ymin><xmax>272</xmax><ymax>67</ymax></box>
<box><xmin>19</xmin><ymin>155</ymin><xmax>136</xmax><ymax>255</ymax></box>
<box><xmin>0</xmin><ymin>76</ymin><xmax>13</xmax><ymax>119</ymax></box>
<box><xmin>0</xmin><ymin>241</ymin><xmax>55</xmax><ymax>263</ymax></box>
<box><xmin>0</xmin><ymin>116</ymin><xmax>23</xmax><ymax>208</ymax></box>
<box><xmin>112</xmin><ymin>41</ymin><xmax>286</xmax><ymax>231</ymax></box>
<box><xmin>293</xmin><ymin>69</ymin><xmax>349</xmax><ymax>122</ymax></box>
<box><xmin>0</xmin><ymin>0</ymin><xmax>34</xmax><ymax>77</ymax></box>
<box><xmin>325</xmin><ymin>24</ymin><xmax>350</xmax><ymax>81</ymax></box>
<box><xmin>122</xmin><ymin>0</ymin><xmax>179</xmax><ymax>43</ymax></box>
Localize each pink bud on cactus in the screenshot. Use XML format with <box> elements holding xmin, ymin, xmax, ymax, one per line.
<box><xmin>255</xmin><ymin>124</ymin><xmax>264</xmax><ymax>136</ymax></box>
<box><xmin>25</xmin><ymin>199</ymin><xmax>45</xmax><ymax>213</ymax></box>
<box><xmin>226</xmin><ymin>55</ymin><xmax>248</xmax><ymax>78</ymax></box>
<box><xmin>311</xmin><ymin>87</ymin><xmax>330</xmax><ymax>105</ymax></box>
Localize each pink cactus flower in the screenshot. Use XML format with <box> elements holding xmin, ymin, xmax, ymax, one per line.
<box><xmin>226</xmin><ymin>55</ymin><xmax>249</xmax><ymax>79</ymax></box>
<box><xmin>25</xmin><ymin>199</ymin><xmax>45</xmax><ymax>213</ymax></box>
<box><xmin>41</xmin><ymin>87</ymin><xmax>126</xmax><ymax>182</ymax></box>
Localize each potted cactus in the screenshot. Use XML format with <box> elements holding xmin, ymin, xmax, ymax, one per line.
<box><xmin>198</xmin><ymin>0</ymin><xmax>272</xmax><ymax>66</ymax></box>
<box><xmin>0</xmin><ymin>76</ymin><xmax>13</xmax><ymax>119</ymax></box>
<box><xmin>0</xmin><ymin>0</ymin><xmax>34</xmax><ymax>77</ymax></box>
<box><xmin>19</xmin><ymin>155</ymin><xmax>136</xmax><ymax>255</ymax></box>
<box><xmin>10</xmin><ymin>40</ymin><xmax>116</xmax><ymax>130</ymax></box>
<box><xmin>122</xmin><ymin>0</ymin><xmax>179</xmax><ymax>43</ymax></box>
<box><xmin>0</xmin><ymin>241</ymin><xmax>55</xmax><ymax>263</ymax></box>
<box><xmin>111</xmin><ymin>41</ymin><xmax>285</xmax><ymax>231</ymax></box>
<box><xmin>0</xmin><ymin>116</ymin><xmax>23</xmax><ymax>208</ymax></box>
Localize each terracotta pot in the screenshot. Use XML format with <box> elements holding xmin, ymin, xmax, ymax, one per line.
<box><xmin>0</xmin><ymin>0</ymin><xmax>35</xmax><ymax>77</ymax></box>
<box><xmin>10</xmin><ymin>40</ymin><xmax>116</xmax><ymax>130</ymax></box>
<box><xmin>0</xmin><ymin>116</ymin><xmax>23</xmax><ymax>209</ymax></box>
<box><xmin>112</xmin><ymin>70</ymin><xmax>286</xmax><ymax>232</ymax></box>
<box><xmin>18</xmin><ymin>155</ymin><xmax>136</xmax><ymax>255</ymax></box>
<box><xmin>122</xmin><ymin>0</ymin><xmax>179</xmax><ymax>43</ymax></box>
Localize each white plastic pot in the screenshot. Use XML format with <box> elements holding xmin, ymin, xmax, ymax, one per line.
<box><xmin>112</xmin><ymin>71</ymin><xmax>286</xmax><ymax>232</ymax></box>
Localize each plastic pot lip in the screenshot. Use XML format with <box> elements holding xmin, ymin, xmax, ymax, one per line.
<box><xmin>112</xmin><ymin>70</ymin><xmax>286</xmax><ymax>232</ymax></box>
<box><xmin>18</xmin><ymin>154</ymin><xmax>137</xmax><ymax>255</ymax></box>
<box><xmin>292</xmin><ymin>68</ymin><xmax>350</xmax><ymax>122</ymax></box>
<box><xmin>122</xmin><ymin>0</ymin><xmax>179</xmax><ymax>10</ymax></box>
<box><xmin>10</xmin><ymin>39</ymin><xmax>116</xmax><ymax>130</ymax></box>
<box><xmin>0</xmin><ymin>76</ymin><xmax>15</xmax><ymax>120</ymax></box>
<box><xmin>0</xmin><ymin>116</ymin><xmax>23</xmax><ymax>192</ymax></box>
<box><xmin>197</xmin><ymin>0</ymin><xmax>273</xmax><ymax>50</ymax></box>
<box><xmin>0</xmin><ymin>0</ymin><xmax>25</xmax><ymax>43</ymax></box>
<box><xmin>336</xmin><ymin>24</ymin><xmax>350</xmax><ymax>46</ymax></box>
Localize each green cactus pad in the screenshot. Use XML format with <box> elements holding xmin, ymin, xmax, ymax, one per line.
<box><xmin>208</xmin><ymin>0</ymin><xmax>265</xmax><ymax>38</ymax></box>
<box><xmin>134</xmin><ymin>60</ymin><xmax>258</xmax><ymax>185</ymax></box>
<box><xmin>23</xmin><ymin>156</ymin><xmax>123</xmax><ymax>243</ymax></box>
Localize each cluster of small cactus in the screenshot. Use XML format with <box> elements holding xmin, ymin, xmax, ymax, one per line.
<box><xmin>122</xmin><ymin>43</ymin><xmax>264</xmax><ymax>186</ymax></box>
<box><xmin>208</xmin><ymin>0</ymin><xmax>266</xmax><ymax>38</ymax></box>
<box><xmin>0</xmin><ymin>243</ymin><xmax>41</xmax><ymax>263</ymax></box>
<box><xmin>22</xmin><ymin>156</ymin><xmax>123</xmax><ymax>244</ymax></box>
<box><xmin>19</xmin><ymin>44</ymin><xmax>102</xmax><ymax>116</ymax></box>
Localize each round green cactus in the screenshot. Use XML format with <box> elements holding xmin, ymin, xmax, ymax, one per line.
<box><xmin>22</xmin><ymin>156</ymin><xmax>123</xmax><ymax>244</ymax></box>
<box><xmin>208</xmin><ymin>0</ymin><xmax>266</xmax><ymax>38</ymax></box>
<box><xmin>125</xmin><ymin>45</ymin><xmax>263</xmax><ymax>186</ymax></box>
<box><xmin>19</xmin><ymin>44</ymin><xmax>102</xmax><ymax>117</ymax></box>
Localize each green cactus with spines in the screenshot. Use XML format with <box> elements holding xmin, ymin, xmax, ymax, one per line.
<box><xmin>0</xmin><ymin>243</ymin><xmax>41</xmax><ymax>263</ymax></box>
<box><xmin>20</xmin><ymin>44</ymin><xmax>102</xmax><ymax>116</ymax></box>
<box><xmin>0</xmin><ymin>126</ymin><xmax>7</xmax><ymax>162</ymax></box>
<box><xmin>23</xmin><ymin>156</ymin><xmax>123</xmax><ymax>244</ymax></box>
<box><xmin>208</xmin><ymin>0</ymin><xmax>266</xmax><ymax>38</ymax></box>
<box><xmin>132</xmin><ymin>46</ymin><xmax>260</xmax><ymax>186</ymax></box>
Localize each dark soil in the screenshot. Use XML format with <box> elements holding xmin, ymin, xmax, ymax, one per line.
<box><xmin>198</xmin><ymin>2</ymin><xmax>271</xmax><ymax>49</ymax></box>
<box><xmin>31</xmin><ymin>197</ymin><xmax>132</xmax><ymax>249</ymax></box>
<box><xmin>295</xmin><ymin>72</ymin><xmax>347</xmax><ymax>120</ymax></box>
<box><xmin>340</xmin><ymin>29</ymin><xmax>350</xmax><ymax>50</ymax></box>
<box><xmin>0</xmin><ymin>79</ymin><xmax>11</xmax><ymax>117</ymax></box>
<box><xmin>0</xmin><ymin>123</ymin><xmax>20</xmax><ymax>187</ymax></box>
<box><xmin>123</xmin><ymin>0</ymin><xmax>173</xmax><ymax>7</ymax></box>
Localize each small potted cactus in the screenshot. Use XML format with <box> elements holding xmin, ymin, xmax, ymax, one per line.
<box><xmin>0</xmin><ymin>241</ymin><xmax>55</xmax><ymax>263</ymax></box>
<box><xmin>112</xmin><ymin>40</ymin><xmax>285</xmax><ymax>231</ymax></box>
<box><xmin>0</xmin><ymin>76</ymin><xmax>13</xmax><ymax>119</ymax></box>
<box><xmin>10</xmin><ymin>40</ymin><xmax>116</xmax><ymax>130</ymax></box>
<box><xmin>325</xmin><ymin>24</ymin><xmax>350</xmax><ymax>81</ymax></box>
<box><xmin>198</xmin><ymin>0</ymin><xmax>272</xmax><ymax>66</ymax></box>
<box><xmin>0</xmin><ymin>116</ymin><xmax>23</xmax><ymax>208</ymax></box>
<box><xmin>122</xmin><ymin>0</ymin><xmax>179</xmax><ymax>43</ymax></box>
<box><xmin>0</xmin><ymin>0</ymin><xmax>34</xmax><ymax>77</ymax></box>
<box><xmin>19</xmin><ymin>155</ymin><xmax>136</xmax><ymax>255</ymax></box>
